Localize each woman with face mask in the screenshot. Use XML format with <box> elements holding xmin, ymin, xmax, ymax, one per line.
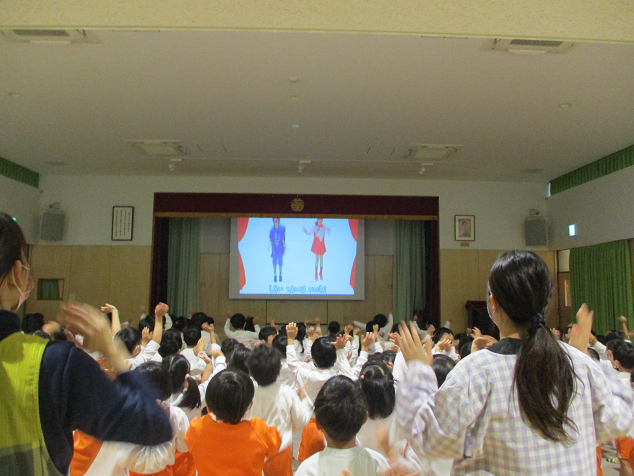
<box><xmin>0</xmin><ymin>212</ymin><xmax>172</xmax><ymax>475</ymax></box>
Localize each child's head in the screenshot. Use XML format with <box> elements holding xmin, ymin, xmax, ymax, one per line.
<box><xmin>230</xmin><ymin>313</ymin><xmax>246</xmax><ymax>330</ymax></box>
<box><xmin>587</xmin><ymin>347</ymin><xmax>600</xmax><ymax>362</ymax></box>
<box><xmin>162</xmin><ymin>354</ymin><xmax>201</xmax><ymax>410</ymax></box>
<box><xmin>359</xmin><ymin>361</ymin><xmax>395</xmax><ymax>419</ymax></box>
<box><xmin>314</xmin><ymin>376</ymin><xmax>367</xmax><ymax>443</ymax></box>
<box><xmin>606</xmin><ymin>330</ymin><xmax>628</xmax><ymax>343</ymax></box>
<box><xmin>327</xmin><ymin>321</ymin><xmax>341</xmax><ymax>336</ymax></box>
<box><xmin>158</xmin><ymin>329</ymin><xmax>183</xmax><ymax>358</ymax></box>
<box><xmin>272</xmin><ymin>334</ymin><xmax>287</xmax><ymax>358</ymax></box>
<box><xmin>365</xmin><ymin>321</ymin><xmax>376</xmax><ymax>333</ymax></box>
<box><xmin>312</xmin><ymin>337</ymin><xmax>337</xmax><ymax>369</ymax></box>
<box><xmin>611</xmin><ymin>339</ymin><xmax>634</xmax><ymax>371</ymax></box>
<box><xmin>432</xmin><ymin>327</ymin><xmax>454</xmax><ymax>345</ymax></box>
<box><xmin>221</xmin><ymin>337</ymin><xmax>240</xmax><ymax>361</ymax></box>
<box><xmin>135</xmin><ymin>361</ymin><xmax>172</xmax><ymax>401</ymax></box>
<box><xmin>373</xmin><ymin>314</ymin><xmax>388</xmax><ymax>329</ymax></box>
<box><xmin>183</xmin><ymin>326</ymin><xmax>202</xmax><ymax>347</ymax></box>
<box><xmin>258</xmin><ymin>326</ymin><xmax>277</xmax><ymax>345</ymax></box>
<box><xmin>459</xmin><ymin>341</ymin><xmax>472</xmax><ymax>359</ymax></box>
<box><xmin>432</xmin><ymin>354</ymin><xmax>456</xmax><ymax>386</ymax></box>
<box><xmin>228</xmin><ymin>345</ymin><xmax>251</xmax><ymax>374</ymax></box>
<box><xmin>205</xmin><ymin>369</ymin><xmax>254</xmax><ymax>424</ymax></box>
<box><xmin>190</xmin><ymin>312</ymin><xmax>208</xmax><ymax>330</ymax></box>
<box><xmin>244</xmin><ymin>316</ymin><xmax>256</xmax><ymax>332</ymax></box>
<box><xmin>139</xmin><ymin>316</ymin><xmax>156</xmax><ymax>334</ymax></box>
<box><xmin>115</xmin><ymin>327</ymin><xmax>142</xmax><ymax>356</ymax></box>
<box><xmin>171</xmin><ymin>315</ymin><xmax>189</xmax><ymax>333</ymax></box>
<box><xmin>247</xmin><ymin>345</ymin><xmax>281</xmax><ymax>386</ymax></box>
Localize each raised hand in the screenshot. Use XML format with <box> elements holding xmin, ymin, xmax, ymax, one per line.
<box><xmin>252</xmin><ymin>316</ymin><xmax>260</xmax><ymax>326</ymax></box>
<box><xmin>194</xmin><ymin>336</ymin><xmax>205</xmax><ymax>355</ymax></box>
<box><xmin>395</xmin><ymin>322</ymin><xmax>433</xmax><ymax>366</ymax></box>
<box><xmin>334</xmin><ymin>334</ymin><xmax>351</xmax><ymax>350</ymax></box>
<box><xmin>471</xmin><ymin>335</ymin><xmax>497</xmax><ymax>353</ymax></box>
<box><xmin>472</xmin><ymin>327</ymin><xmax>483</xmax><ymax>338</ymax></box>
<box><xmin>100</xmin><ymin>303</ymin><xmax>117</xmax><ymax>314</ymax></box>
<box><xmin>306</xmin><ymin>326</ymin><xmax>316</xmax><ymax>340</ymax></box>
<box><xmin>569</xmin><ymin>304</ymin><xmax>594</xmax><ymax>355</ymax></box>
<box><xmin>286</xmin><ymin>322</ymin><xmax>298</xmax><ymax>341</ymax></box>
<box><xmin>344</xmin><ymin>323</ymin><xmax>354</xmax><ymax>334</ymax></box>
<box><xmin>426</xmin><ymin>324</ymin><xmax>436</xmax><ymax>338</ymax></box>
<box><xmin>198</xmin><ymin>352</ymin><xmax>212</xmax><ymax>364</ymax></box>
<box><xmin>360</xmin><ymin>331</ymin><xmax>376</xmax><ymax>352</ymax></box>
<box><xmin>437</xmin><ymin>336</ymin><xmax>453</xmax><ymax>351</ymax></box>
<box><xmin>155</xmin><ymin>302</ymin><xmax>169</xmax><ymax>317</ymax></box>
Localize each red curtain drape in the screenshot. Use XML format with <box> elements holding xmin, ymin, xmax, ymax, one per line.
<box><xmin>237</xmin><ymin>218</ymin><xmax>249</xmax><ymax>290</ymax></box>
<box><xmin>349</xmin><ymin>219</ymin><xmax>358</xmax><ymax>290</ymax></box>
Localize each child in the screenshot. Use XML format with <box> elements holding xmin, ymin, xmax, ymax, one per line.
<box><xmin>228</xmin><ymin>345</ymin><xmax>252</xmax><ymax>374</ymax></box>
<box><xmin>355</xmin><ymin>313</ymin><xmax>394</xmax><ymax>342</ymax></box>
<box><xmin>164</xmin><ymin>354</ymin><xmax>203</xmax><ymax>421</ymax></box>
<box><xmin>224</xmin><ymin>312</ymin><xmax>261</xmax><ymax>349</ymax></box>
<box><xmin>608</xmin><ymin>340</ymin><xmax>634</xmax><ymax>476</ymax></box>
<box><xmin>246</xmin><ymin>345</ymin><xmax>312</xmax><ymax>476</ymax></box>
<box><xmin>294</xmin><ymin>376</ymin><xmax>389</xmax><ymax>476</ymax></box>
<box><xmin>152</xmin><ymin>328</ymin><xmax>184</xmax><ymax>362</ymax></box>
<box><xmin>185</xmin><ymin>369</ymin><xmax>281</xmax><ymax>476</ymax></box>
<box><xmin>259</xmin><ymin>325</ymin><xmax>278</xmax><ymax>346</ymax></box>
<box><xmin>286</xmin><ymin>322</ymin><xmax>373</xmax><ymax>461</ymax></box>
<box><xmin>127</xmin><ymin>362</ymin><xmax>190</xmax><ymax>476</ymax></box>
<box><xmin>191</xmin><ymin>312</ymin><xmax>220</xmax><ymax>354</ymax></box>
<box><xmin>272</xmin><ymin>334</ymin><xmax>296</xmax><ymax>390</ymax></box>
<box><xmin>181</xmin><ymin>326</ymin><xmax>208</xmax><ymax>376</ymax></box>
<box><xmin>432</xmin><ymin>326</ymin><xmax>459</xmax><ymax>362</ymax></box>
<box><xmin>115</xmin><ymin>302</ymin><xmax>167</xmax><ymax>370</ymax></box>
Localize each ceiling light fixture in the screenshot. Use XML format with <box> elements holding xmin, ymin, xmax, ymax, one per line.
<box><xmin>292</xmin><ymin>124</ymin><xmax>299</xmax><ymax>128</ymax></box>
<box><xmin>289</xmin><ymin>76</ymin><xmax>299</xmax><ymax>83</ymax></box>
<box><xmin>559</xmin><ymin>103</ymin><xmax>572</xmax><ymax>108</ymax></box>
<box><xmin>126</xmin><ymin>140</ymin><xmax>185</xmax><ymax>156</ymax></box>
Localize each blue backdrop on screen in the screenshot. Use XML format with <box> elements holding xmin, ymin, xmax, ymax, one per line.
<box><xmin>235</xmin><ymin>217</ymin><xmax>360</xmax><ymax>297</ymax></box>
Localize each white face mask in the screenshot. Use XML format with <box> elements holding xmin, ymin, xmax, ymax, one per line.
<box><xmin>11</xmin><ymin>264</ymin><xmax>34</xmax><ymax>312</ymax></box>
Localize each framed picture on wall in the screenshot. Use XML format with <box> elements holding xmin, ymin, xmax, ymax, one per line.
<box><xmin>455</xmin><ymin>215</ymin><xmax>475</xmax><ymax>241</ymax></box>
<box><xmin>112</xmin><ymin>206</ymin><xmax>134</xmax><ymax>241</ymax></box>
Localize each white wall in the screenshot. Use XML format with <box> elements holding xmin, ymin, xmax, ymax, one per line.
<box><xmin>38</xmin><ymin>175</ymin><xmax>548</xmax><ymax>250</ymax></box>
<box><xmin>548</xmin><ymin>166</ymin><xmax>634</xmax><ymax>250</ymax></box>
<box><xmin>0</xmin><ymin>174</ymin><xmax>41</xmax><ymax>244</ymax></box>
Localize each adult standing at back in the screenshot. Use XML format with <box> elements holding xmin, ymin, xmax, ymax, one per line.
<box><xmin>0</xmin><ymin>212</ymin><xmax>172</xmax><ymax>475</ymax></box>
<box><xmin>395</xmin><ymin>250</ymin><xmax>634</xmax><ymax>475</ymax></box>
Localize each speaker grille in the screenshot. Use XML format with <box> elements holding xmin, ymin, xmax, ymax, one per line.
<box><xmin>524</xmin><ymin>218</ymin><xmax>548</xmax><ymax>246</ymax></box>
<box><xmin>40</xmin><ymin>212</ymin><xmax>65</xmax><ymax>241</ymax></box>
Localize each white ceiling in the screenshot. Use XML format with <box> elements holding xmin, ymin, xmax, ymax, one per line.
<box><xmin>1</xmin><ymin>30</ymin><xmax>633</xmax><ymax>182</ymax></box>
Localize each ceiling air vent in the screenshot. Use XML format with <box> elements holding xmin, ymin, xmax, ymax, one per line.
<box><xmin>1</xmin><ymin>29</ymin><xmax>99</xmax><ymax>44</ymax></box>
<box><xmin>126</xmin><ymin>140</ymin><xmax>186</xmax><ymax>156</ymax></box>
<box><xmin>403</xmin><ymin>144</ymin><xmax>463</xmax><ymax>161</ymax></box>
<box><xmin>492</xmin><ymin>38</ymin><xmax>574</xmax><ymax>54</ymax></box>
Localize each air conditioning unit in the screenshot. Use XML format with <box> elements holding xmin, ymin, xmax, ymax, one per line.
<box><xmin>492</xmin><ymin>38</ymin><xmax>574</xmax><ymax>54</ymax></box>
<box><xmin>1</xmin><ymin>29</ymin><xmax>99</xmax><ymax>44</ymax></box>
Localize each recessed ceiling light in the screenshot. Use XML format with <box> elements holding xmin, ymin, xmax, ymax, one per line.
<box><xmin>559</xmin><ymin>103</ymin><xmax>572</xmax><ymax>108</ymax></box>
<box><xmin>292</xmin><ymin>125</ymin><xmax>299</xmax><ymax>128</ymax></box>
<box><xmin>289</xmin><ymin>76</ymin><xmax>299</xmax><ymax>83</ymax></box>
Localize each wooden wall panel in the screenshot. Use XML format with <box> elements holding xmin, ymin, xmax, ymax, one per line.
<box><xmin>477</xmin><ymin>250</ymin><xmax>503</xmax><ymax>299</ymax></box>
<box><xmin>373</xmin><ymin>255</ymin><xmax>393</xmax><ymax>316</ymax></box>
<box><xmin>439</xmin><ymin>249</ymin><xmax>480</xmax><ymax>332</ymax></box>
<box><xmin>26</xmin><ymin>245</ymin><xmax>72</xmax><ymax>320</ymax></box>
<box><xmin>70</xmin><ymin>246</ymin><xmax>112</xmax><ymax>308</ymax></box>
<box><xmin>109</xmin><ymin>246</ymin><xmax>152</xmax><ymax>326</ymax></box>
<box><xmin>344</xmin><ymin>256</ymin><xmax>375</xmax><ymax>321</ymax></box>
<box><xmin>534</xmin><ymin>250</ymin><xmax>559</xmax><ymax>329</ymax></box>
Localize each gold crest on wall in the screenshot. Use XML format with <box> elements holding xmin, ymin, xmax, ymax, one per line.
<box><xmin>291</xmin><ymin>197</ymin><xmax>305</xmax><ymax>212</ymax></box>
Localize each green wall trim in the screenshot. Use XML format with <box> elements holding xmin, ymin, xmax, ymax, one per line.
<box><xmin>0</xmin><ymin>156</ymin><xmax>39</xmax><ymax>188</ymax></box>
<box><xmin>550</xmin><ymin>143</ymin><xmax>634</xmax><ymax>195</ymax></box>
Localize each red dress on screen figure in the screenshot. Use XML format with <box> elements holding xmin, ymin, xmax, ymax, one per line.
<box><xmin>303</xmin><ymin>218</ymin><xmax>331</xmax><ymax>281</ymax></box>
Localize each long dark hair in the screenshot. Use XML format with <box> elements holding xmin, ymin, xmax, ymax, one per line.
<box><xmin>489</xmin><ymin>250</ymin><xmax>576</xmax><ymax>442</ymax></box>
<box><xmin>163</xmin><ymin>354</ymin><xmax>201</xmax><ymax>411</ymax></box>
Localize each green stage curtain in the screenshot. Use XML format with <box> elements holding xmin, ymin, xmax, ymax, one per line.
<box><xmin>570</xmin><ymin>240</ymin><xmax>633</xmax><ymax>334</ymax></box>
<box><xmin>167</xmin><ymin>218</ymin><xmax>200</xmax><ymax>317</ymax></box>
<box><xmin>393</xmin><ymin>220</ymin><xmax>426</xmax><ymax>323</ymax></box>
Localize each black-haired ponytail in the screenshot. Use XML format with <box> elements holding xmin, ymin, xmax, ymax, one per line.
<box><xmin>163</xmin><ymin>354</ymin><xmax>201</xmax><ymax>411</ymax></box>
<box><xmin>489</xmin><ymin>250</ymin><xmax>577</xmax><ymax>443</ymax></box>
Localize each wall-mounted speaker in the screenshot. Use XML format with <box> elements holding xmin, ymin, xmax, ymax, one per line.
<box><xmin>524</xmin><ymin>218</ymin><xmax>548</xmax><ymax>246</ymax></box>
<box><xmin>40</xmin><ymin>212</ymin><xmax>65</xmax><ymax>241</ymax></box>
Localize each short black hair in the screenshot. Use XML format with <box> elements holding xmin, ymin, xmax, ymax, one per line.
<box><xmin>373</xmin><ymin>314</ymin><xmax>388</xmax><ymax>328</ymax></box>
<box><xmin>135</xmin><ymin>361</ymin><xmax>172</xmax><ymax>400</ymax></box>
<box><xmin>612</xmin><ymin>340</ymin><xmax>634</xmax><ymax>370</ymax></box>
<box><xmin>31</xmin><ymin>329</ymin><xmax>52</xmax><ymax>341</ymax></box>
<box><xmin>183</xmin><ymin>326</ymin><xmax>202</xmax><ymax>347</ymax></box>
<box><xmin>432</xmin><ymin>327</ymin><xmax>454</xmax><ymax>344</ymax></box>
<box><xmin>171</xmin><ymin>316</ymin><xmax>189</xmax><ymax>332</ymax></box>
<box><xmin>312</xmin><ymin>337</ymin><xmax>337</xmax><ymax>368</ymax></box>
<box><xmin>606</xmin><ymin>330</ymin><xmax>628</xmax><ymax>342</ymax></box>
<box><xmin>244</xmin><ymin>316</ymin><xmax>256</xmax><ymax>332</ymax></box>
<box><xmin>228</xmin><ymin>345</ymin><xmax>251</xmax><ymax>374</ymax></box>
<box><xmin>221</xmin><ymin>337</ymin><xmax>240</xmax><ymax>361</ymax></box>
<box><xmin>191</xmin><ymin>312</ymin><xmax>214</xmax><ymax>330</ymax></box>
<box><xmin>258</xmin><ymin>326</ymin><xmax>277</xmax><ymax>342</ymax></box>
<box><xmin>158</xmin><ymin>329</ymin><xmax>183</xmax><ymax>358</ymax></box>
<box><xmin>365</xmin><ymin>321</ymin><xmax>376</xmax><ymax>333</ymax></box>
<box><xmin>459</xmin><ymin>342</ymin><xmax>472</xmax><ymax>359</ymax></box>
<box><xmin>432</xmin><ymin>354</ymin><xmax>455</xmax><ymax>387</ymax></box>
<box><xmin>22</xmin><ymin>313</ymin><xmax>45</xmax><ymax>334</ymax></box>
<box><xmin>206</xmin><ymin>369</ymin><xmax>254</xmax><ymax>424</ymax></box>
<box><xmin>327</xmin><ymin>321</ymin><xmax>341</xmax><ymax>336</ymax></box>
<box><xmin>272</xmin><ymin>334</ymin><xmax>287</xmax><ymax>357</ymax></box>
<box><xmin>230</xmin><ymin>313</ymin><xmax>246</xmax><ymax>330</ymax></box>
<box><xmin>359</xmin><ymin>361</ymin><xmax>395</xmax><ymax>419</ymax></box>
<box><xmin>247</xmin><ymin>345</ymin><xmax>281</xmax><ymax>386</ymax></box>
<box><xmin>314</xmin><ymin>376</ymin><xmax>367</xmax><ymax>442</ymax></box>
<box><xmin>115</xmin><ymin>327</ymin><xmax>142</xmax><ymax>354</ymax></box>
<box><xmin>139</xmin><ymin>316</ymin><xmax>155</xmax><ymax>333</ymax></box>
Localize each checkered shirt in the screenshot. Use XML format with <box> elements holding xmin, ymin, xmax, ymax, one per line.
<box><xmin>396</xmin><ymin>343</ymin><xmax>634</xmax><ymax>475</ymax></box>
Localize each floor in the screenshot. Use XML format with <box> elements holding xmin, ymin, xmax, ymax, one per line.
<box><xmin>602</xmin><ymin>443</ymin><xmax>622</xmax><ymax>476</ymax></box>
